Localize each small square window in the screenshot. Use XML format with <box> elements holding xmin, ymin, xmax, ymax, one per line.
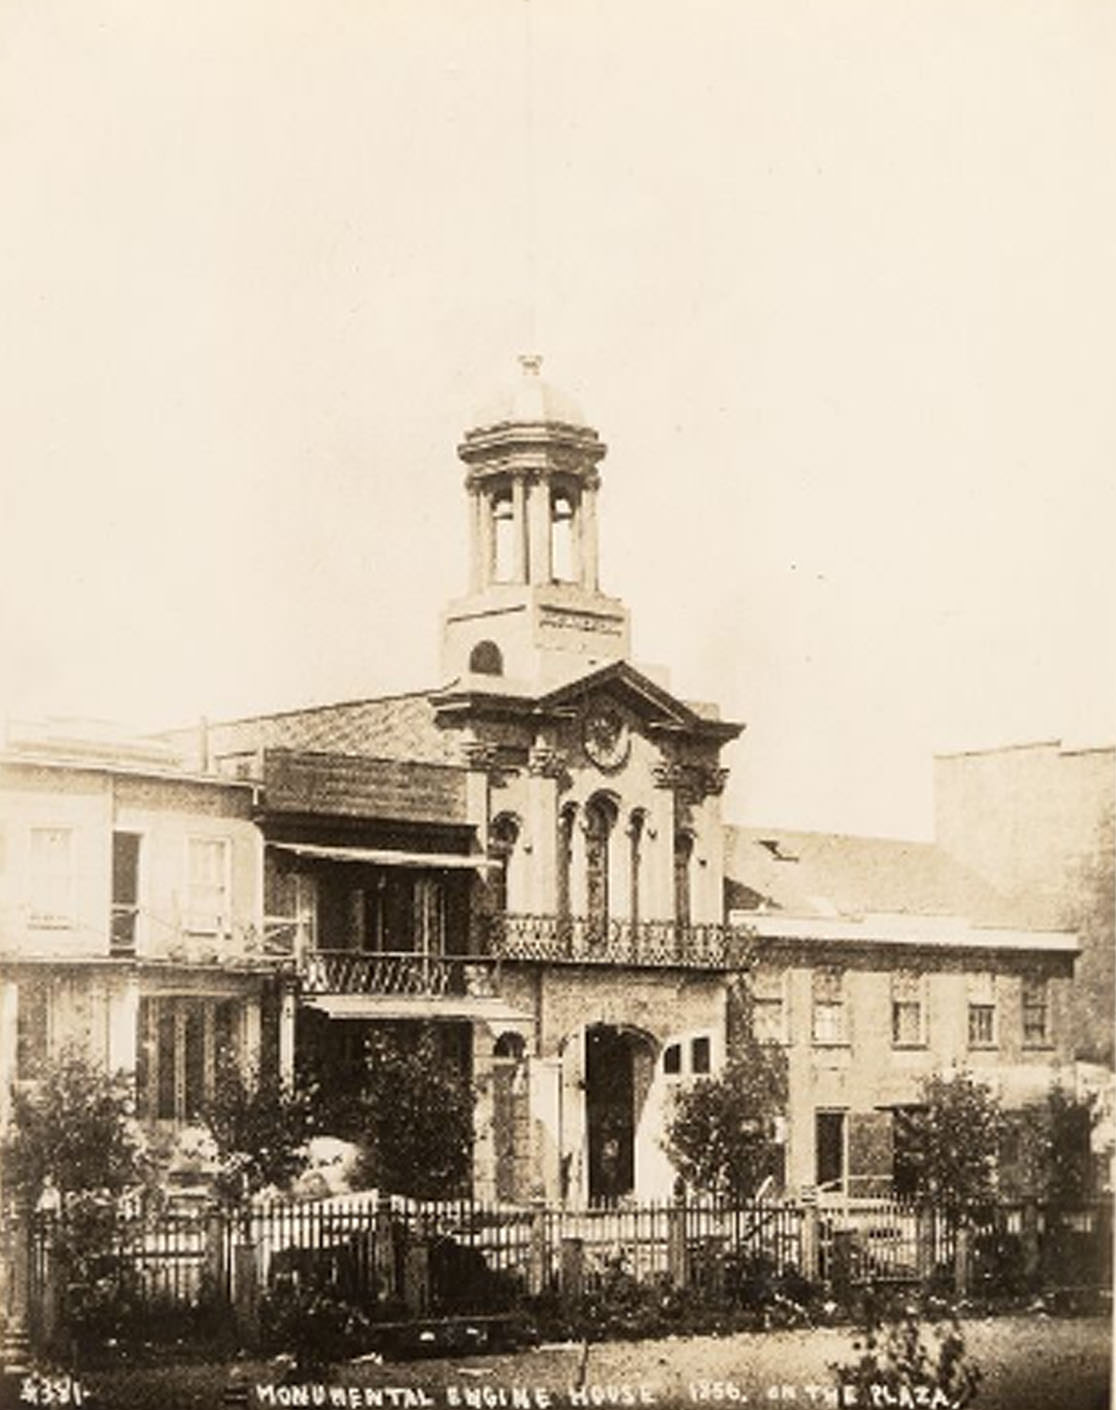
<box><xmin>691</xmin><ymin>1036</ymin><xmax>711</xmax><ymax>1074</ymax></box>
<box><xmin>663</xmin><ymin>1043</ymin><xmax>682</xmax><ymax>1075</ymax></box>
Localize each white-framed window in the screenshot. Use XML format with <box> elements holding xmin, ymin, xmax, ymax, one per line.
<box><xmin>29</xmin><ymin>827</ymin><xmax>74</xmax><ymax>928</ymax></box>
<box><xmin>186</xmin><ymin>836</ymin><xmax>231</xmax><ymax>935</ymax></box>
<box><xmin>812</xmin><ymin>966</ymin><xmax>847</xmax><ymax>1045</ymax></box>
<box><xmin>752</xmin><ymin>966</ymin><xmax>788</xmax><ymax>1044</ymax></box>
<box><xmin>967</xmin><ymin>971</ymin><xmax>998</xmax><ymax>1049</ymax></box>
<box><xmin>891</xmin><ymin>970</ymin><xmax>927</xmax><ymax>1047</ymax></box>
<box><xmin>1022</xmin><ymin>975</ymin><xmax>1050</xmax><ymax>1047</ymax></box>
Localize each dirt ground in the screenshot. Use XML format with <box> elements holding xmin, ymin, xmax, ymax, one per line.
<box><xmin>12</xmin><ymin>1314</ymin><xmax>1111</xmax><ymax>1410</ymax></box>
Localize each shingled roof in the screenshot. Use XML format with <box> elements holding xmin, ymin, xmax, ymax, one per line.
<box><xmin>165</xmin><ymin>692</ymin><xmax>461</xmax><ymax>771</ymax></box>
<box><xmin>724</xmin><ymin>824</ymin><xmax>1033</xmax><ymax>928</ymax></box>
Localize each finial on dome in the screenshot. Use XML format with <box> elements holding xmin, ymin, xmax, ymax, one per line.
<box><xmin>518</xmin><ymin>353</ymin><xmax>543</xmax><ymax>376</ymax></box>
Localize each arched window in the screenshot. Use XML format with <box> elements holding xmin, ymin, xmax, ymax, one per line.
<box><xmin>494</xmin><ymin>1030</ymin><xmax>526</xmax><ymax>1061</ymax></box>
<box><xmin>628</xmin><ymin>810</ymin><xmax>645</xmax><ymax>929</ymax></box>
<box><xmin>469</xmin><ymin>640</ymin><xmax>504</xmax><ymax>676</ymax></box>
<box><xmin>489</xmin><ymin>813</ymin><xmax>520</xmax><ymax>915</ymax></box>
<box><xmin>584</xmin><ymin>795</ymin><xmax>616</xmax><ymax>937</ymax></box>
<box><xmin>492</xmin><ymin>491</ymin><xmax>515</xmax><ymax>582</ymax></box>
<box><xmin>550</xmin><ymin>490</ymin><xmax>575</xmax><ymax>582</ymax></box>
<box><xmin>674</xmin><ymin>831</ymin><xmax>694</xmax><ymax>928</ymax></box>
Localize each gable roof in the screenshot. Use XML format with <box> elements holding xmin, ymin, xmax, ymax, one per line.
<box><xmin>724</xmin><ymin>824</ymin><xmax>1033</xmax><ymax>928</ymax></box>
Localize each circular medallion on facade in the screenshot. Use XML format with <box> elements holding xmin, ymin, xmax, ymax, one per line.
<box><xmin>582</xmin><ymin>704</ymin><xmax>630</xmax><ymax>772</ymax></box>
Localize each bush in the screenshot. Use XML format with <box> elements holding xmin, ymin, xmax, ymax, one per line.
<box><xmin>832</xmin><ymin>1300</ymin><xmax>982</xmax><ymax>1410</ymax></box>
<box><xmin>259</xmin><ymin>1276</ymin><xmax>382</xmax><ymax>1374</ymax></box>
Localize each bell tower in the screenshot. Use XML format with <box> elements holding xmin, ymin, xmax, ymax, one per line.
<box><xmin>441</xmin><ymin>356</ymin><xmax>631</xmax><ymax>689</ymax></box>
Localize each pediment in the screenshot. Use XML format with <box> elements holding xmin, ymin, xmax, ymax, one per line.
<box><xmin>537</xmin><ymin>661</ymin><xmax>743</xmax><ymax>744</ymax></box>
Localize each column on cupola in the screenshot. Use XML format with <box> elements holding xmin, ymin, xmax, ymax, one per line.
<box><xmin>511</xmin><ymin>477</ymin><xmax>528</xmax><ymax>583</ymax></box>
<box><xmin>478</xmin><ymin>484</ymin><xmax>496</xmax><ymax>589</ymax></box>
<box><xmin>468</xmin><ymin>486</ymin><xmax>485</xmax><ymax>592</ymax></box>
<box><xmin>580</xmin><ymin>481</ymin><xmax>600</xmax><ymax>592</ymax></box>
<box><xmin>526</xmin><ymin>475</ymin><xmax>552</xmax><ymax>585</ymax></box>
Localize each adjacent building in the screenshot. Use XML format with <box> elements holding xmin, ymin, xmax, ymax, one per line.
<box><xmin>0</xmin><ymin>719</ymin><xmax>287</xmax><ymax>1151</ymax></box>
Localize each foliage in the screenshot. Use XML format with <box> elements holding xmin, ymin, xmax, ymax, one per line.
<box><xmin>664</xmin><ymin>979</ymin><xmax>788</xmax><ymax>1199</ymax></box>
<box><xmin>1013</xmin><ymin>1083</ymin><xmax>1099</xmax><ymax>1203</ymax></box>
<box><xmin>832</xmin><ymin>1301</ymin><xmax>982</xmax><ymax>1410</ymax></box>
<box><xmin>352</xmin><ymin>1024</ymin><xmax>476</xmax><ymax>1199</ymax></box>
<box><xmin>902</xmin><ymin>1071</ymin><xmax>1006</xmax><ymax>1219</ymax></box>
<box><xmin>200</xmin><ymin>1057</ymin><xmax>317</xmax><ymax>1202</ymax></box>
<box><xmin>3</xmin><ymin>1047</ymin><xmax>148</xmax><ymax>1200</ymax></box>
<box><xmin>259</xmin><ymin>1275</ymin><xmax>381</xmax><ymax>1374</ymax></box>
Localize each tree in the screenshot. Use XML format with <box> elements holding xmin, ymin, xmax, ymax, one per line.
<box><xmin>3</xmin><ymin>1047</ymin><xmax>147</xmax><ymax>1202</ymax></box>
<box><xmin>903</xmin><ymin>1070</ymin><xmax>1006</xmax><ymax>1218</ymax></box>
<box><xmin>353</xmin><ymin>1024</ymin><xmax>476</xmax><ymax>1199</ymax></box>
<box><xmin>664</xmin><ymin>981</ymin><xmax>788</xmax><ymax>1199</ymax></box>
<box><xmin>201</xmin><ymin>1057</ymin><xmax>317</xmax><ymax>1203</ymax></box>
<box><xmin>1014</xmin><ymin>1083</ymin><xmax>1099</xmax><ymax>1204</ymax></box>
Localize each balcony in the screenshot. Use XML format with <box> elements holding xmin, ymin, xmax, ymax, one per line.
<box><xmin>489</xmin><ymin>914</ymin><xmax>752</xmax><ymax>970</ymax></box>
<box><xmin>301</xmin><ymin>949</ymin><xmax>500</xmax><ymax>999</ymax></box>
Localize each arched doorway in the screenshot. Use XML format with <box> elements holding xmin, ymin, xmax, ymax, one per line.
<box><xmin>584</xmin><ymin>1023</ymin><xmax>656</xmax><ymax>1203</ymax></box>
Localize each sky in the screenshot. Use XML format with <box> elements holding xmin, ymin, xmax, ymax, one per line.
<box><xmin>1</xmin><ymin>0</ymin><xmax>1113</xmax><ymax>840</ymax></box>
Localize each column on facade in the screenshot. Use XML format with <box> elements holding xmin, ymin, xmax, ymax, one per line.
<box><xmin>526</xmin><ymin>475</ymin><xmax>552</xmax><ymax>586</ymax></box>
<box><xmin>644</xmin><ymin>788</ymin><xmax>676</xmax><ymax>920</ymax></box>
<box><xmin>580</xmin><ymin>481</ymin><xmax>600</xmax><ymax>592</ymax></box>
<box><xmin>524</xmin><ymin>743</ymin><xmax>561</xmax><ymax>915</ymax></box>
<box><xmin>106</xmin><ymin>974</ymin><xmax>140</xmax><ymax>1078</ymax></box>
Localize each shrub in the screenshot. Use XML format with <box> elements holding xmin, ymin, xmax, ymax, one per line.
<box><xmin>832</xmin><ymin>1300</ymin><xmax>982</xmax><ymax>1410</ymax></box>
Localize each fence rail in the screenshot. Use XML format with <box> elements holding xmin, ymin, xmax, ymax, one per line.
<box><xmin>23</xmin><ymin>1193</ymin><xmax>1114</xmax><ymax>1354</ymax></box>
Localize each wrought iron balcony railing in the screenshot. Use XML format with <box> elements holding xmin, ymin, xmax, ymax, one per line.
<box><xmin>489</xmin><ymin>914</ymin><xmax>751</xmax><ymax>970</ymax></box>
<box><xmin>302</xmin><ymin>949</ymin><xmax>500</xmax><ymax>999</ymax></box>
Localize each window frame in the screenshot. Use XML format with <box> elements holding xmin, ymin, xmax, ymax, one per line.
<box><xmin>752</xmin><ymin>966</ymin><xmax>789</xmax><ymax>1046</ymax></box>
<box><xmin>1021</xmin><ymin>974</ymin><xmax>1051</xmax><ymax>1049</ymax></box>
<box><xmin>811</xmin><ymin>965</ymin><xmax>848</xmax><ymax>1047</ymax></box>
<box><xmin>185</xmin><ymin>835</ymin><xmax>232</xmax><ymax>937</ymax></box>
<box><xmin>966</xmin><ymin>971</ymin><xmax>998</xmax><ymax>1050</ymax></box>
<box><xmin>28</xmin><ymin>825</ymin><xmax>75</xmax><ymax>930</ymax></box>
<box><xmin>890</xmin><ymin>970</ymin><xmax>928</xmax><ymax>1049</ymax></box>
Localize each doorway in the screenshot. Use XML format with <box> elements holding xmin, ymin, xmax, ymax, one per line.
<box><xmin>816</xmin><ymin>1109</ymin><xmax>846</xmax><ymax>1192</ymax></box>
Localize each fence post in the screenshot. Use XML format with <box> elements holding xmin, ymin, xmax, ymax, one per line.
<box><xmin>233</xmin><ymin>1216</ymin><xmax>260</xmax><ymax>1349</ymax></box>
<box><xmin>403</xmin><ymin>1240</ymin><xmax>430</xmax><ymax>1316</ymax></box>
<box><xmin>668</xmin><ymin>1187</ymin><xmax>688</xmax><ymax>1290</ymax></box>
<box><xmin>915</xmin><ymin>1206</ymin><xmax>935</xmax><ymax>1285</ymax></box>
<box><xmin>205</xmin><ymin>1209</ymin><xmax>228</xmax><ymax>1306</ymax></box>
<box><xmin>800</xmin><ymin>1198</ymin><xmax>819</xmax><ymax>1283</ymax></box>
<box><xmin>953</xmin><ymin>1223</ymin><xmax>971</xmax><ymax>1299</ymax></box>
<box><xmin>374</xmin><ymin>1194</ymin><xmax>397</xmax><ymax>1302</ymax></box>
<box><xmin>528</xmin><ymin>1197</ymin><xmax>547</xmax><ymax>1296</ymax></box>
<box><xmin>1020</xmin><ymin>1199</ymin><xmax>1040</xmax><ymax>1289</ymax></box>
<box><xmin>0</xmin><ymin>1200</ymin><xmax>32</xmax><ymax>1372</ymax></box>
<box><xmin>559</xmin><ymin>1238</ymin><xmax>584</xmax><ymax>1303</ymax></box>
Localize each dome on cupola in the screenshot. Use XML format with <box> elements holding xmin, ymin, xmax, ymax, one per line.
<box><xmin>469</xmin><ymin>354</ymin><xmax>589</xmax><ymax>432</ymax></box>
